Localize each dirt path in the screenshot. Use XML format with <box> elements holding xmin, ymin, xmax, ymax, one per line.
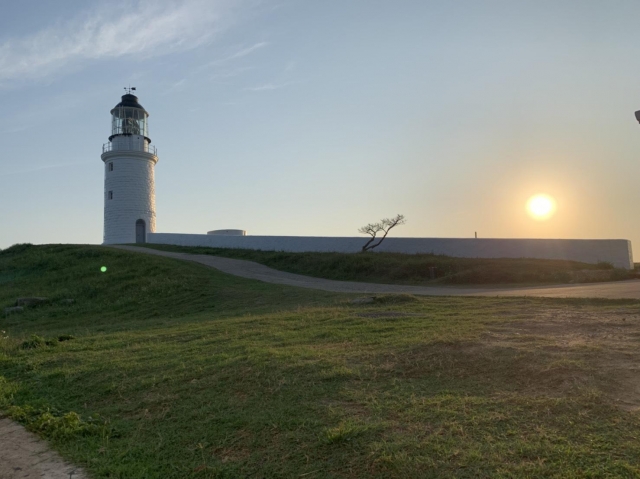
<box><xmin>111</xmin><ymin>245</ymin><xmax>640</xmax><ymax>299</ymax></box>
<box><xmin>0</xmin><ymin>418</ymin><xmax>87</xmax><ymax>479</ymax></box>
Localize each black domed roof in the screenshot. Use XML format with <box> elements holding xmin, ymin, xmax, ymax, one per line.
<box><xmin>112</xmin><ymin>94</ymin><xmax>146</xmax><ymax>112</ymax></box>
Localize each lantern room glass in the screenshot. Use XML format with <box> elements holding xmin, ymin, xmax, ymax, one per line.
<box><xmin>111</xmin><ymin>107</ymin><xmax>148</xmax><ymax>137</ymax></box>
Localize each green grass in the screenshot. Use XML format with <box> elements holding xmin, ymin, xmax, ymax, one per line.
<box><xmin>136</xmin><ymin>243</ymin><xmax>630</xmax><ymax>286</ymax></box>
<box><xmin>1</xmin><ymin>244</ymin><xmax>640</xmax><ymax>478</ymax></box>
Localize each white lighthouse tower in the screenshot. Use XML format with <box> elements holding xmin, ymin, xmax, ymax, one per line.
<box><xmin>101</xmin><ymin>89</ymin><xmax>158</xmax><ymax>244</ymax></box>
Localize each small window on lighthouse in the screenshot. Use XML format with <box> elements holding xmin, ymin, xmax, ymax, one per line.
<box><xmin>109</xmin><ymin>162</ymin><xmax>113</xmax><ymax>171</ymax></box>
<box><xmin>108</xmin><ymin>191</ymin><xmax>113</xmax><ymax>200</ymax></box>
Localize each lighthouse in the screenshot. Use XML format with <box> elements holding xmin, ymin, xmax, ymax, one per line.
<box><xmin>101</xmin><ymin>89</ymin><xmax>158</xmax><ymax>244</ymax></box>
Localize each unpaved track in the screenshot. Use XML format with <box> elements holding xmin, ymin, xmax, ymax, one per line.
<box><xmin>0</xmin><ymin>418</ymin><xmax>87</xmax><ymax>479</ymax></box>
<box><xmin>110</xmin><ymin>245</ymin><xmax>640</xmax><ymax>299</ymax></box>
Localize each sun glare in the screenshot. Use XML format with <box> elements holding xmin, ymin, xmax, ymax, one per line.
<box><xmin>526</xmin><ymin>194</ymin><xmax>556</xmax><ymax>220</ymax></box>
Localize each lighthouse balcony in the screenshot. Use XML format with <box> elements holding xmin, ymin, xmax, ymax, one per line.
<box><xmin>103</xmin><ymin>140</ymin><xmax>157</xmax><ymax>156</ymax></box>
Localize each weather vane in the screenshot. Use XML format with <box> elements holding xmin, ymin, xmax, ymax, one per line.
<box><xmin>124</xmin><ymin>86</ymin><xmax>137</xmax><ymax>94</ymax></box>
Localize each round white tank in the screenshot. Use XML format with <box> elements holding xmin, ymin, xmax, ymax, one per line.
<box><xmin>207</xmin><ymin>229</ymin><xmax>246</xmax><ymax>236</ymax></box>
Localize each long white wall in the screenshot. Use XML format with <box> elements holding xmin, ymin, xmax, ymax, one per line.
<box><xmin>147</xmin><ymin>234</ymin><xmax>634</xmax><ymax>269</ymax></box>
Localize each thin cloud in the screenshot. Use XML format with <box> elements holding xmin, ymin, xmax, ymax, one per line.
<box><xmin>244</xmin><ymin>81</ymin><xmax>296</xmax><ymax>92</ymax></box>
<box><xmin>210</xmin><ymin>66</ymin><xmax>255</xmax><ymax>80</ymax></box>
<box><xmin>0</xmin><ymin>0</ymin><xmax>241</xmax><ymax>84</ymax></box>
<box><xmin>200</xmin><ymin>41</ymin><xmax>268</xmax><ymax>69</ymax></box>
<box><xmin>162</xmin><ymin>78</ymin><xmax>188</xmax><ymax>95</ymax></box>
<box><xmin>227</xmin><ymin>41</ymin><xmax>268</xmax><ymax>60</ymax></box>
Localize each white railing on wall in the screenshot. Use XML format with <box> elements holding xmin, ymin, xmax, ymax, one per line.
<box><xmin>102</xmin><ymin>142</ymin><xmax>157</xmax><ymax>155</ymax></box>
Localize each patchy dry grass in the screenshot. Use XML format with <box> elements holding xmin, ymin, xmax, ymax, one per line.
<box><xmin>481</xmin><ymin>307</ymin><xmax>640</xmax><ymax>410</ymax></box>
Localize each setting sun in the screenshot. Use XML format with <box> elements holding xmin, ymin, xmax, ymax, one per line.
<box><xmin>526</xmin><ymin>194</ymin><xmax>556</xmax><ymax>220</ymax></box>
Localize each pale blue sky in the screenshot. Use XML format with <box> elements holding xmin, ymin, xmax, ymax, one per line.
<box><xmin>3</xmin><ymin>0</ymin><xmax>640</xmax><ymax>257</ymax></box>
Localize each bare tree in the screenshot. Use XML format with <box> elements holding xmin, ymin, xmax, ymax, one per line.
<box><xmin>358</xmin><ymin>214</ymin><xmax>406</xmax><ymax>252</ymax></box>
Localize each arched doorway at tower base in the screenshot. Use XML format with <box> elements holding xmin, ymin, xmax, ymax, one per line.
<box><xmin>135</xmin><ymin>219</ymin><xmax>146</xmax><ymax>244</ymax></box>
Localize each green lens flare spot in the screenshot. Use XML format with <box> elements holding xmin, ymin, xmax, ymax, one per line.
<box><xmin>100</xmin><ymin>266</ymin><xmax>107</xmax><ymax>273</ymax></box>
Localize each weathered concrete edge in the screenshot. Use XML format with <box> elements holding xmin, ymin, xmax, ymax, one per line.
<box><xmin>147</xmin><ymin>234</ymin><xmax>634</xmax><ymax>269</ymax></box>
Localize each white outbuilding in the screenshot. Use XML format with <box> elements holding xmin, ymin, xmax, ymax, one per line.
<box><xmin>207</xmin><ymin>230</ymin><xmax>247</xmax><ymax>236</ymax></box>
<box><xmin>101</xmin><ymin>91</ymin><xmax>158</xmax><ymax>244</ymax></box>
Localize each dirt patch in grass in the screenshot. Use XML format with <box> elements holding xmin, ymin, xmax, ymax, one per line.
<box><xmin>354</xmin><ymin>306</ymin><xmax>640</xmax><ymax>412</ymax></box>
<box><xmin>210</xmin><ymin>445</ymin><xmax>251</xmax><ymax>464</ymax></box>
<box><xmin>484</xmin><ymin>309</ymin><xmax>640</xmax><ymax>410</ymax></box>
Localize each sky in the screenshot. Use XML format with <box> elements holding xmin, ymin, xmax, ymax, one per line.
<box><xmin>2</xmin><ymin>0</ymin><xmax>640</xmax><ymax>257</ymax></box>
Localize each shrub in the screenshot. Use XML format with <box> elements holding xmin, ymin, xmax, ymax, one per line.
<box><xmin>0</xmin><ymin>243</ymin><xmax>33</xmax><ymax>257</ymax></box>
<box><xmin>8</xmin><ymin>405</ymin><xmax>108</xmax><ymax>439</ymax></box>
<box><xmin>20</xmin><ymin>335</ymin><xmax>60</xmax><ymax>349</ymax></box>
<box><xmin>20</xmin><ymin>335</ymin><xmax>48</xmax><ymax>350</ymax></box>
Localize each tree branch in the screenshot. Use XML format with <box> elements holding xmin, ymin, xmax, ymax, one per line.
<box><xmin>359</xmin><ymin>214</ymin><xmax>406</xmax><ymax>252</ymax></box>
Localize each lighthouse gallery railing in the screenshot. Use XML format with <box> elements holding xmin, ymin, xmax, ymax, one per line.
<box><xmin>102</xmin><ymin>142</ymin><xmax>157</xmax><ymax>155</ymax></box>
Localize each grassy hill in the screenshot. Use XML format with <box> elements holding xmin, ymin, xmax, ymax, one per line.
<box><xmin>138</xmin><ymin>244</ymin><xmax>631</xmax><ymax>285</ymax></box>
<box><xmin>1</xmin><ymin>244</ymin><xmax>640</xmax><ymax>478</ymax></box>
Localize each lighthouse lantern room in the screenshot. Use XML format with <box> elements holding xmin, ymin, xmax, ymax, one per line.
<box><xmin>101</xmin><ymin>89</ymin><xmax>159</xmax><ymax>245</ymax></box>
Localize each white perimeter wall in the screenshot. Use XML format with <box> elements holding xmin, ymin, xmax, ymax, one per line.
<box><xmin>147</xmin><ymin>234</ymin><xmax>634</xmax><ymax>269</ymax></box>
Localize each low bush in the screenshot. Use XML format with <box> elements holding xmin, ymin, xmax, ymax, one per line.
<box><xmin>20</xmin><ymin>335</ymin><xmax>52</xmax><ymax>349</ymax></box>
<box><xmin>7</xmin><ymin>405</ymin><xmax>108</xmax><ymax>440</ymax></box>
